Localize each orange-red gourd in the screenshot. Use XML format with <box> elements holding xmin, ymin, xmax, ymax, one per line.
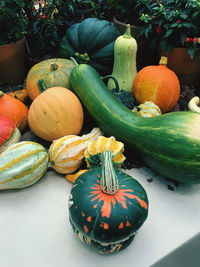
<box><xmin>132</xmin><ymin>56</ymin><xmax>180</xmax><ymax>113</ymax></box>
<box><xmin>0</xmin><ymin>91</ymin><xmax>28</xmax><ymax>133</ymax></box>
<box><xmin>0</xmin><ymin>115</ymin><xmax>21</xmax><ymax>153</ymax></box>
<box><xmin>28</xmin><ymin>87</ymin><xmax>84</xmax><ymax>142</ymax></box>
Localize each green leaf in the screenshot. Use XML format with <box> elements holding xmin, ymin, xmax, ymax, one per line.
<box><xmin>163</xmin><ymin>29</ymin><xmax>174</xmax><ymax>38</ymax></box>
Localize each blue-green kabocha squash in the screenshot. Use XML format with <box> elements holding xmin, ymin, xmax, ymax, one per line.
<box><xmin>68</xmin><ymin>137</ymin><xmax>148</xmax><ymax>254</ymax></box>
<box><xmin>59</xmin><ymin>18</ymin><xmax>120</xmax><ymax>75</ymax></box>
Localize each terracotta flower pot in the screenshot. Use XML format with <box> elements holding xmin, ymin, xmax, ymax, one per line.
<box><xmin>158</xmin><ymin>46</ymin><xmax>200</xmax><ymax>86</ymax></box>
<box><xmin>0</xmin><ymin>38</ymin><xmax>26</xmax><ymax>86</ymax></box>
<box><xmin>113</xmin><ymin>17</ymin><xmax>157</xmax><ymax>71</ymax></box>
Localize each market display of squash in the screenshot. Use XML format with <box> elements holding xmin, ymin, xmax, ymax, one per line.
<box><xmin>0</xmin><ymin>115</ymin><xmax>21</xmax><ymax>154</ymax></box>
<box><xmin>68</xmin><ymin>138</ymin><xmax>149</xmax><ymax>253</ymax></box>
<box><xmin>28</xmin><ymin>87</ymin><xmax>84</xmax><ymax>142</ymax></box>
<box><xmin>132</xmin><ymin>101</ymin><xmax>162</xmax><ymax>117</ymax></box>
<box><xmin>107</xmin><ymin>24</ymin><xmax>137</xmax><ymax>93</ymax></box>
<box><xmin>49</xmin><ymin>127</ymin><xmax>102</xmax><ymax>174</ymax></box>
<box><xmin>0</xmin><ymin>91</ymin><xmax>28</xmax><ymax>133</ymax></box>
<box><xmin>59</xmin><ymin>18</ymin><xmax>120</xmax><ymax>75</ymax></box>
<box><xmin>2</xmin><ymin>12</ymin><xmax>200</xmax><ymax>257</ymax></box>
<box><xmin>132</xmin><ymin>56</ymin><xmax>180</xmax><ymax>113</ymax></box>
<box><xmin>69</xmin><ymin>63</ymin><xmax>200</xmax><ymax>184</ymax></box>
<box><xmin>26</xmin><ymin>58</ymin><xmax>76</xmax><ymax>100</ymax></box>
<box><xmin>0</xmin><ymin>141</ymin><xmax>49</xmax><ymax>190</ymax></box>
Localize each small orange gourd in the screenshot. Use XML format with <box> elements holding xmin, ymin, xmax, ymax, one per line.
<box><xmin>132</xmin><ymin>57</ymin><xmax>180</xmax><ymax>113</ymax></box>
<box><xmin>0</xmin><ymin>91</ymin><xmax>28</xmax><ymax>133</ymax></box>
<box><xmin>28</xmin><ymin>87</ymin><xmax>84</xmax><ymax>142</ymax></box>
<box><xmin>7</xmin><ymin>89</ymin><xmax>28</xmax><ymax>103</ymax></box>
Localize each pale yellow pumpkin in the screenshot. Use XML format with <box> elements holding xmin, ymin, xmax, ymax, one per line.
<box><xmin>28</xmin><ymin>87</ymin><xmax>84</xmax><ymax>141</ymax></box>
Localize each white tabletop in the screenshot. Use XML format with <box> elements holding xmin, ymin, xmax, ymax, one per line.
<box><xmin>0</xmin><ymin>166</ymin><xmax>200</xmax><ymax>267</ymax></box>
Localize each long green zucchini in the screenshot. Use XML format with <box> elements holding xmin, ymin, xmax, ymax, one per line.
<box><xmin>70</xmin><ymin>64</ymin><xmax>200</xmax><ymax>184</ymax></box>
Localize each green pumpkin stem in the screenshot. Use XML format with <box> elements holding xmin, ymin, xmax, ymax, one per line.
<box><xmin>38</xmin><ymin>79</ymin><xmax>47</xmax><ymax>93</ymax></box>
<box><xmin>50</xmin><ymin>63</ymin><xmax>58</xmax><ymax>71</ymax></box>
<box><xmin>100</xmin><ymin>150</ymin><xmax>119</xmax><ymax>194</ymax></box>
<box><xmin>102</xmin><ymin>75</ymin><xmax>120</xmax><ymax>92</ymax></box>
<box><xmin>0</xmin><ymin>91</ymin><xmax>4</xmax><ymax>97</ymax></box>
<box><xmin>123</xmin><ymin>24</ymin><xmax>132</xmax><ymax>38</ymax></box>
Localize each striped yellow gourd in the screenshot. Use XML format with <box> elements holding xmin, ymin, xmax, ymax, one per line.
<box><xmin>0</xmin><ymin>141</ymin><xmax>49</xmax><ymax>190</ymax></box>
<box><xmin>49</xmin><ymin>127</ymin><xmax>103</xmax><ymax>174</ymax></box>
<box><xmin>84</xmin><ymin>135</ymin><xmax>126</xmax><ymax>168</ymax></box>
<box><xmin>132</xmin><ymin>101</ymin><xmax>162</xmax><ymax>117</ymax></box>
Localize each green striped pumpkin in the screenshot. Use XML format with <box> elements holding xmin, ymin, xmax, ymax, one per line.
<box><xmin>0</xmin><ymin>141</ymin><xmax>49</xmax><ymax>190</ymax></box>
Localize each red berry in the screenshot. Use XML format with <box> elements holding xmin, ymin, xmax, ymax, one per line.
<box><xmin>185</xmin><ymin>37</ymin><xmax>193</xmax><ymax>43</ymax></box>
<box><xmin>176</xmin><ymin>20</ymin><xmax>182</xmax><ymax>24</ymax></box>
<box><xmin>185</xmin><ymin>37</ymin><xmax>191</xmax><ymax>43</ymax></box>
<box><xmin>193</xmin><ymin>37</ymin><xmax>198</xmax><ymax>43</ymax></box>
<box><xmin>156</xmin><ymin>26</ymin><xmax>162</xmax><ymax>34</ymax></box>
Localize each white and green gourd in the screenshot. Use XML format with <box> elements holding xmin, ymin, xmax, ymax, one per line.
<box><xmin>132</xmin><ymin>101</ymin><xmax>162</xmax><ymax>117</ymax></box>
<box><xmin>0</xmin><ymin>141</ymin><xmax>49</xmax><ymax>190</ymax></box>
<box><xmin>49</xmin><ymin>127</ymin><xmax>103</xmax><ymax>174</ymax></box>
<box><xmin>188</xmin><ymin>96</ymin><xmax>200</xmax><ymax>113</ymax></box>
<box><xmin>107</xmin><ymin>24</ymin><xmax>137</xmax><ymax>93</ymax></box>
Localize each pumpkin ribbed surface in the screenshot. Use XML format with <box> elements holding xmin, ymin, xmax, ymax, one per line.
<box><xmin>49</xmin><ymin>128</ymin><xmax>103</xmax><ymax>174</ymax></box>
<box><xmin>28</xmin><ymin>87</ymin><xmax>84</xmax><ymax>142</ymax></box>
<box><xmin>26</xmin><ymin>58</ymin><xmax>75</xmax><ymax>100</ymax></box>
<box><xmin>0</xmin><ymin>141</ymin><xmax>49</xmax><ymax>190</ymax></box>
<box><xmin>60</xmin><ymin>18</ymin><xmax>120</xmax><ymax>75</ymax></box>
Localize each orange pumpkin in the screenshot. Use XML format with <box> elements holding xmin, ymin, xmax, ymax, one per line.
<box><xmin>132</xmin><ymin>56</ymin><xmax>180</xmax><ymax>113</ymax></box>
<box><xmin>26</xmin><ymin>58</ymin><xmax>75</xmax><ymax>101</ymax></box>
<box><xmin>0</xmin><ymin>91</ymin><xmax>28</xmax><ymax>133</ymax></box>
<box><xmin>28</xmin><ymin>87</ymin><xmax>84</xmax><ymax>142</ymax></box>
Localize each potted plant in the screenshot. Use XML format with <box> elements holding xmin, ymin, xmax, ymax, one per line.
<box><xmin>0</xmin><ymin>0</ymin><xmax>33</xmax><ymax>85</ymax></box>
<box><xmin>136</xmin><ymin>0</ymin><xmax>200</xmax><ymax>83</ymax></box>
<box><xmin>26</xmin><ymin>0</ymin><xmax>60</xmax><ymax>67</ymax></box>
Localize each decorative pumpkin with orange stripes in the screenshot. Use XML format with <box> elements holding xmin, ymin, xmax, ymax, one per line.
<box><xmin>68</xmin><ymin>137</ymin><xmax>149</xmax><ymax>254</ymax></box>
<box><xmin>26</xmin><ymin>58</ymin><xmax>76</xmax><ymax>101</ymax></box>
<box><xmin>0</xmin><ymin>141</ymin><xmax>49</xmax><ymax>190</ymax></box>
<box><xmin>49</xmin><ymin>127</ymin><xmax>102</xmax><ymax>175</ymax></box>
